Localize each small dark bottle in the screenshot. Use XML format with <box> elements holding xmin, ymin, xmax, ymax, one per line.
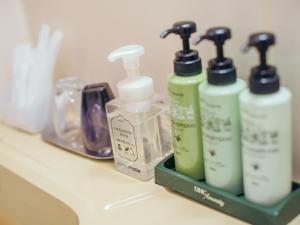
<box><xmin>81</xmin><ymin>83</ymin><xmax>115</xmax><ymax>158</ymax></box>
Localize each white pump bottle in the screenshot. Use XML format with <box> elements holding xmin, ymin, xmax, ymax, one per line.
<box><xmin>240</xmin><ymin>33</ymin><xmax>292</xmax><ymax>206</ymax></box>
<box><xmin>107</xmin><ymin>45</ymin><xmax>154</xmax><ymax>113</ymax></box>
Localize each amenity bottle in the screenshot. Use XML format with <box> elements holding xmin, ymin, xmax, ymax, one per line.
<box><xmin>161</xmin><ymin>21</ymin><xmax>206</xmax><ymax>179</ymax></box>
<box><xmin>240</xmin><ymin>32</ymin><xmax>292</xmax><ymax>206</ymax></box>
<box><xmin>106</xmin><ymin>45</ymin><xmax>171</xmax><ymax>181</ymax></box>
<box><xmin>195</xmin><ymin>27</ymin><xmax>245</xmax><ymax>194</ymax></box>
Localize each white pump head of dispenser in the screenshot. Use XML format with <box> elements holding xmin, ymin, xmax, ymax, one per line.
<box><xmin>107</xmin><ymin>45</ymin><xmax>154</xmax><ymax>112</ymax></box>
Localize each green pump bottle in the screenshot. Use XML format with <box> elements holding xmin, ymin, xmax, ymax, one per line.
<box><xmin>161</xmin><ymin>21</ymin><xmax>206</xmax><ymax>179</ymax></box>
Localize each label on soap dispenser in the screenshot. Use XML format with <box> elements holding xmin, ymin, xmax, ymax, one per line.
<box><xmin>241</xmin><ymin>106</ymin><xmax>282</xmax><ymax>184</ymax></box>
<box><xmin>240</xmin><ymin>97</ymin><xmax>292</xmax><ymax>201</ymax></box>
<box><xmin>169</xmin><ymin>90</ymin><xmax>199</xmax><ymax>158</ymax></box>
<box><xmin>200</xmin><ymin>93</ymin><xmax>242</xmax><ymax>190</ymax></box>
<box><xmin>110</xmin><ymin>115</ymin><xmax>138</xmax><ymax>162</ymax></box>
<box><xmin>168</xmin><ymin>74</ymin><xmax>205</xmax><ymax>180</ymax></box>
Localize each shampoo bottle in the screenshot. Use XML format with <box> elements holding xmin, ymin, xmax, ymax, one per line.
<box><xmin>240</xmin><ymin>33</ymin><xmax>292</xmax><ymax>206</ymax></box>
<box><xmin>161</xmin><ymin>21</ymin><xmax>206</xmax><ymax>179</ymax></box>
<box><xmin>106</xmin><ymin>45</ymin><xmax>170</xmax><ymax>181</ymax></box>
<box><xmin>194</xmin><ymin>27</ymin><xmax>245</xmax><ymax>194</ymax></box>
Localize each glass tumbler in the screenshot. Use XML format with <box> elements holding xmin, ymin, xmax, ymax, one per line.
<box><xmin>53</xmin><ymin>77</ymin><xmax>82</xmax><ymax>144</ymax></box>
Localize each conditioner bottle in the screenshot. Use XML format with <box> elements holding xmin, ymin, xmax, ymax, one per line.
<box><xmin>240</xmin><ymin>33</ymin><xmax>292</xmax><ymax>206</ymax></box>
<box><xmin>194</xmin><ymin>27</ymin><xmax>245</xmax><ymax>194</ymax></box>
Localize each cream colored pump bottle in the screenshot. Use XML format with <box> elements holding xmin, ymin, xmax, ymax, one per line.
<box><xmin>240</xmin><ymin>33</ymin><xmax>292</xmax><ymax>206</ymax></box>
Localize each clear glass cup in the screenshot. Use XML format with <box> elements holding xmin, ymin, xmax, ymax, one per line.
<box><xmin>53</xmin><ymin>77</ymin><xmax>82</xmax><ymax>144</ymax></box>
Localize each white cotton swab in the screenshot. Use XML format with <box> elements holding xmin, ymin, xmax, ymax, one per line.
<box><xmin>12</xmin><ymin>44</ymin><xmax>32</xmax><ymax>107</ymax></box>
<box><xmin>4</xmin><ymin>23</ymin><xmax>64</xmax><ymax>133</ymax></box>
<box><xmin>47</xmin><ymin>30</ymin><xmax>64</xmax><ymax>78</ymax></box>
<box><xmin>37</xmin><ymin>23</ymin><xmax>50</xmax><ymax>51</ymax></box>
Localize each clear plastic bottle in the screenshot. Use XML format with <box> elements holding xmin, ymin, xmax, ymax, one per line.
<box><xmin>106</xmin><ymin>45</ymin><xmax>171</xmax><ymax>181</ymax></box>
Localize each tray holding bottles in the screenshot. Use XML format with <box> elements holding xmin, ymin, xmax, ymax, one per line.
<box><xmin>155</xmin><ymin>154</ymin><xmax>300</xmax><ymax>225</ymax></box>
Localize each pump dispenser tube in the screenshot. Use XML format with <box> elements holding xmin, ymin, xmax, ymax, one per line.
<box><xmin>106</xmin><ymin>45</ymin><xmax>171</xmax><ymax>181</ymax></box>
<box><xmin>195</xmin><ymin>27</ymin><xmax>245</xmax><ymax>194</ymax></box>
<box><xmin>161</xmin><ymin>21</ymin><xmax>206</xmax><ymax>180</ymax></box>
<box><xmin>239</xmin><ymin>33</ymin><xmax>292</xmax><ymax>206</ymax></box>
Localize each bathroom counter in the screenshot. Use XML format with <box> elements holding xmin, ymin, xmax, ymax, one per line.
<box><xmin>0</xmin><ymin>123</ymin><xmax>299</xmax><ymax>225</ymax></box>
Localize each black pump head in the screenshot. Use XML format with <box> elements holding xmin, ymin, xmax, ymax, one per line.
<box><xmin>194</xmin><ymin>27</ymin><xmax>236</xmax><ymax>85</ymax></box>
<box><xmin>242</xmin><ymin>32</ymin><xmax>279</xmax><ymax>94</ymax></box>
<box><xmin>243</xmin><ymin>32</ymin><xmax>275</xmax><ymax>67</ymax></box>
<box><xmin>160</xmin><ymin>21</ymin><xmax>202</xmax><ymax>76</ymax></box>
<box><xmin>160</xmin><ymin>21</ymin><xmax>196</xmax><ymax>53</ymax></box>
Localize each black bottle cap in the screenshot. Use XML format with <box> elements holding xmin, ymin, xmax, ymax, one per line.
<box><xmin>160</xmin><ymin>21</ymin><xmax>202</xmax><ymax>76</ymax></box>
<box><xmin>242</xmin><ymin>32</ymin><xmax>279</xmax><ymax>94</ymax></box>
<box><xmin>194</xmin><ymin>27</ymin><xmax>236</xmax><ymax>85</ymax></box>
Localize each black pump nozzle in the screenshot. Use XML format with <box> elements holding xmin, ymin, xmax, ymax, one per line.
<box><xmin>194</xmin><ymin>27</ymin><xmax>236</xmax><ymax>85</ymax></box>
<box><xmin>242</xmin><ymin>32</ymin><xmax>279</xmax><ymax>94</ymax></box>
<box><xmin>160</xmin><ymin>21</ymin><xmax>196</xmax><ymax>53</ymax></box>
<box><xmin>160</xmin><ymin>21</ymin><xmax>202</xmax><ymax>76</ymax></box>
<box><xmin>194</xmin><ymin>27</ymin><xmax>231</xmax><ymax>59</ymax></box>
<box><xmin>242</xmin><ymin>32</ymin><xmax>275</xmax><ymax>68</ymax></box>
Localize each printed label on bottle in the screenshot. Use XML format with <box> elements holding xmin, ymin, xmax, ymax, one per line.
<box><xmin>170</xmin><ymin>96</ymin><xmax>196</xmax><ymax>155</ymax></box>
<box><xmin>168</xmin><ymin>84</ymin><xmax>204</xmax><ymax>178</ymax></box>
<box><xmin>200</xmin><ymin>94</ymin><xmax>242</xmax><ymax>185</ymax></box>
<box><xmin>111</xmin><ymin>115</ymin><xmax>138</xmax><ymax>162</ymax></box>
<box><xmin>241</xmin><ymin>102</ymin><xmax>291</xmax><ymax>192</ymax></box>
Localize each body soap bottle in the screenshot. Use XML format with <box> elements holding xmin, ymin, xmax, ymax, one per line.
<box><xmin>240</xmin><ymin>33</ymin><xmax>292</xmax><ymax>206</ymax></box>
<box><xmin>161</xmin><ymin>21</ymin><xmax>206</xmax><ymax>179</ymax></box>
<box><xmin>106</xmin><ymin>45</ymin><xmax>170</xmax><ymax>181</ymax></box>
<box><xmin>194</xmin><ymin>27</ymin><xmax>245</xmax><ymax>194</ymax></box>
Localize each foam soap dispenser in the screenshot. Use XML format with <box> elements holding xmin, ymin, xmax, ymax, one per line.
<box><xmin>194</xmin><ymin>27</ymin><xmax>245</xmax><ymax>194</ymax></box>
<box><xmin>240</xmin><ymin>33</ymin><xmax>292</xmax><ymax>206</ymax></box>
<box><xmin>106</xmin><ymin>45</ymin><xmax>170</xmax><ymax>181</ymax></box>
<box><xmin>160</xmin><ymin>21</ymin><xmax>206</xmax><ymax>180</ymax></box>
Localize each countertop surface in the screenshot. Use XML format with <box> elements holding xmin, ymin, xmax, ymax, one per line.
<box><xmin>0</xmin><ymin>123</ymin><xmax>299</xmax><ymax>225</ymax></box>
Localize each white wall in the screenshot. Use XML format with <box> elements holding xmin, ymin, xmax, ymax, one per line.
<box><xmin>0</xmin><ymin>0</ymin><xmax>29</xmax><ymax>115</ymax></box>
<box><xmin>4</xmin><ymin>0</ymin><xmax>300</xmax><ymax>180</ymax></box>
